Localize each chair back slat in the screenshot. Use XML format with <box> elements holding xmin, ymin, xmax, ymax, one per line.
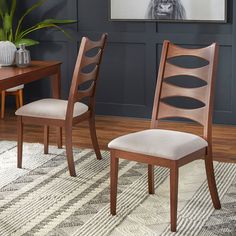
<box><xmin>77</xmin><ymin>83</ymin><xmax>94</xmax><ymax>101</ymax></box>
<box><xmin>151</xmin><ymin>40</ymin><xmax>219</xmax><ymax>141</ymax></box>
<box><xmin>81</xmin><ymin>49</ymin><xmax>102</xmax><ymax>68</ymax></box>
<box><xmin>79</xmin><ymin>65</ymin><xmax>98</xmax><ymax>85</ymax></box>
<box><xmin>161</xmin><ymin>82</ymin><xmax>207</xmax><ymax>104</ymax></box>
<box><xmin>158</xmin><ymin>101</ymin><xmax>206</xmax><ymax>125</ymax></box>
<box><xmin>164</xmin><ymin>62</ymin><xmax>209</xmax><ymax>82</ymax></box>
<box><xmin>66</xmin><ymin>33</ymin><xmax>107</xmax><ymax>120</ymax></box>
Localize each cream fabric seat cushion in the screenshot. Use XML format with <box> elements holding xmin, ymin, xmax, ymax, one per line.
<box><xmin>15</xmin><ymin>98</ymin><xmax>88</xmax><ymax>120</ymax></box>
<box><xmin>108</xmin><ymin>129</ymin><xmax>208</xmax><ymax>160</ymax></box>
<box><xmin>6</xmin><ymin>84</ymin><xmax>24</xmax><ymax>92</ymax></box>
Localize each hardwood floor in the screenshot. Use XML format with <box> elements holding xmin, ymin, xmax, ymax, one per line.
<box><xmin>0</xmin><ymin>110</ymin><xmax>236</xmax><ymax>163</ymax></box>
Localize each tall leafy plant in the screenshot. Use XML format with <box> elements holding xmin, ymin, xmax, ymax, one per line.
<box><xmin>0</xmin><ymin>0</ymin><xmax>76</xmax><ymax>47</ymax></box>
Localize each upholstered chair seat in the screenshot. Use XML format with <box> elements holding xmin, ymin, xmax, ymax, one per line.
<box><xmin>6</xmin><ymin>84</ymin><xmax>24</xmax><ymax>92</ymax></box>
<box><xmin>15</xmin><ymin>98</ymin><xmax>88</xmax><ymax>120</ymax></box>
<box><xmin>108</xmin><ymin>129</ymin><xmax>208</xmax><ymax>160</ymax></box>
<box><xmin>1</xmin><ymin>85</ymin><xmax>24</xmax><ymax>119</ymax></box>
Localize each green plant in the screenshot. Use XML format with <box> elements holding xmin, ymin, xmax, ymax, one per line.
<box><xmin>0</xmin><ymin>0</ymin><xmax>76</xmax><ymax>47</ymax></box>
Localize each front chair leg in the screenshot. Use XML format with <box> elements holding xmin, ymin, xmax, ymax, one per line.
<box><xmin>148</xmin><ymin>164</ymin><xmax>155</xmax><ymax>194</ymax></box>
<box><xmin>170</xmin><ymin>162</ymin><xmax>179</xmax><ymax>232</ymax></box>
<box><xmin>89</xmin><ymin>115</ymin><xmax>102</xmax><ymax>160</ymax></box>
<box><xmin>65</xmin><ymin>125</ymin><xmax>76</xmax><ymax>177</ymax></box>
<box><xmin>205</xmin><ymin>150</ymin><xmax>221</xmax><ymax>209</ymax></box>
<box><xmin>17</xmin><ymin>116</ymin><xmax>23</xmax><ymax>168</ymax></box>
<box><xmin>110</xmin><ymin>151</ymin><xmax>119</xmax><ymax>215</ymax></box>
<box><xmin>44</xmin><ymin>125</ymin><xmax>49</xmax><ymax>154</ymax></box>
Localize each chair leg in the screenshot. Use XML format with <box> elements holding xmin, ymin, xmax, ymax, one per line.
<box><xmin>148</xmin><ymin>164</ymin><xmax>155</xmax><ymax>194</ymax></box>
<box><xmin>19</xmin><ymin>89</ymin><xmax>23</xmax><ymax>107</ymax></box>
<box><xmin>65</xmin><ymin>125</ymin><xmax>76</xmax><ymax>177</ymax></box>
<box><xmin>44</xmin><ymin>126</ymin><xmax>49</xmax><ymax>154</ymax></box>
<box><xmin>89</xmin><ymin>115</ymin><xmax>102</xmax><ymax>160</ymax></box>
<box><xmin>170</xmin><ymin>162</ymin><xmax>179</xmax><ymax>232</ymax></box>
<box><xmin>110</xmin><ymin>151</ymin><xmax>119</xmax><ymax>215</ymax></box>
<box><xmin>1</xmin><ymin>91</ymin><xmax>5</xmax><ymax>119</ymax></box>
<box><xmin>57</xmin><ymin>127</ymin><xmax>62</xmax><ymax>149</ymax></box>
<box><xmin>17</xmin><ymin>116</ymin><xmax>23</xmax><ymax>168</ymax></box>
<box><xmin>16</xmin><ymin>93</ymin><xmax>19</xmax><ymax>109</ymax></box>
<box><xmin>205</xmin><ymin>149</ymin><xmax>221</xmax><ymax>209</ymax></box>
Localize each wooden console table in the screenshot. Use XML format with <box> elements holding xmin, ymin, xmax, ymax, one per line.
<box><xmin>0</xmin><ymin>60</ymin><xmax>62</xmax><ymax>146</ymax></box>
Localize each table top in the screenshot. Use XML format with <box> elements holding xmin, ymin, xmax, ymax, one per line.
<box><xmin>0</xmin><ymin>61</ymin><xmax>61</xmax><ymax>80</ymax></box>
<box><xmin>0</xmin><ymin>61</ymin><xmax>62</xmax><ymax>91</ymax></box>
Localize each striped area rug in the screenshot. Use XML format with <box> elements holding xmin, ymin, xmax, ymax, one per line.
<box><xmin>0</xmin><ymin>141</ymin><xmax>235</xmax><ymax>236</ymax></box>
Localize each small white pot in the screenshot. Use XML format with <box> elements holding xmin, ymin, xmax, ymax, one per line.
<box><xmin>0</xmin><ymin>41</ymin><xmax>17</xmax><ymax>66</ymax></box>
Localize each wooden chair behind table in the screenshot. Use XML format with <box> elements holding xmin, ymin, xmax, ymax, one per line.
<box><xmin>16</xmin><ymin>33</ymin><xmax>108</xmax><ymax>176</ymax></box>
<box><xmin>108</xmin><ymin>40</ymin><xmax>221</xmax><ymax>232</ymax></box>
<box><xmin>1</xmin><ymin>85</ymin><xmax>24</xmax><ymax>119</ymax></box>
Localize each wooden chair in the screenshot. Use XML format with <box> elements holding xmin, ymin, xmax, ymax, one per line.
<box><xmin>1</xmin><ymin>85</ymin><xmax>24</xmax><ymax>119</ymax></box>
<box><xmin>16</xmin><ymin>33</ymin><xmax>108</xmax><ymax>176</ymax></box>
<box><xmin>108</xmin><ymin>41</ymin><xmax>221</xmax><ymax>232</ymax></box>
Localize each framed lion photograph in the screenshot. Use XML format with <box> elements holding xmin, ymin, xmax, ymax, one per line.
<box><xmin>109</xmin><ymin>0</ymin><xmax>227</xmax><ymax>22</ymax></box>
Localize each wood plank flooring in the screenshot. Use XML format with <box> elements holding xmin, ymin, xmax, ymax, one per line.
<box><xmin>0</xmin><ymin>111</ymin><xmax>235</xmax><ymax>163</ymax></box>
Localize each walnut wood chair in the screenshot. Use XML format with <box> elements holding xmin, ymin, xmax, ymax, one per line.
<box><xmin>16</xmin><ymin>33</ymin><xmax>108</xmax><ymax>176</ymax></box>
<box><xmin>108</xmin><ymin>40</ymin><xmax>221</xmax><ymax>232</ymax></box>
<box><xmin>1</xmin><ymin>85</ymin><xmax>24</xmax><ymax>119</ymax></box>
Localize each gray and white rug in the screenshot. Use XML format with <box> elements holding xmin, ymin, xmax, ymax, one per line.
<box><xmin>0</xmin><ymin>141</ymin><xmax>235</xmax><ymax>236</ymax></box>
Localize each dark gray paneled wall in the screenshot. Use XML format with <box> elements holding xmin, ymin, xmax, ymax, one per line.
<box><xmin>21</xmin><ymin>0</ymin><xmax>236</xmax><ymax>124</ymax></box>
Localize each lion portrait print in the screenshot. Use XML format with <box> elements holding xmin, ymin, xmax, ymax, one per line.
<box><xmin>146</xmin><ymin>0</ymin><xmax>186</xmax><ymax>20</ymax></box>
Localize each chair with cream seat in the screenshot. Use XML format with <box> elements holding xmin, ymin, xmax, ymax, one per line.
<box><xmin>108</xmin><ymin>40</ymin><xmax>221</xmax><ymax>232</ymax></box>
<box><xmin>16</xmin><ymin>33</ymin><xmax>108</xmax><ymax>176</ymax></box>
<box><xmin>1</xmin><ymin>85</ymin><xmax>24</xmax><ymax>119</ymax></box>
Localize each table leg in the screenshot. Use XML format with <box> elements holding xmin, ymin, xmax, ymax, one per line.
<box><xmin>51</xmin><ymin>69</ymin><xmax>61</xmax><ymax>99</ymax></box>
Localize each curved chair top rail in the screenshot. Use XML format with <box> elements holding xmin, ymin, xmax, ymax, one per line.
<box><xmin>166</xmin><ymin>43</ymin><xmax>215</xmax><ymax>62</ymax></box>
<box><xmin>151</xmin><ymin>40</ymin><xmax>219</xmax><ymax>139</ymax></box>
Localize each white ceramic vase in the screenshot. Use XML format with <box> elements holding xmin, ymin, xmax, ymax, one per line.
<box><xmin>0</xmin><ymin>41</ymin><xmax>17</xmax><ymax>66</ymax></box>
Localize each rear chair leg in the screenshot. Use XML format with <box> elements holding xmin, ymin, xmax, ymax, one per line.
<box><xmin>205</xmin><ymin>150</ymin><xmax>221</xmax><ymax>209</ymax></box>
<box><xmin>17</xmin><ymin>116</ymin><xmax>23</xmax><ymax>168</ymax></box>
<box><xmin>148</xmin><ymin>164</ymin><xmax>155</xmax><ymax>194</ymax></box>
<box><xmin>16</xmin><ymin>93</ymin><xmax>19</xmax><ymax>109</ymax></box>
<box><xmin>1</xmin><ymin>91</ymin><xmax>6</xmax><ymax>119</ymax></box>
<box><xmin>19</xmin><ymin>89</ymin><xmax>23</xmax><ymax>107</ymax></box>
<box><xmin>44</xmin><ymin>126</ymin><xmax>49</xmax><ymax>154</ymax></box>
<box><xmin>89</xmin><ymin>116</ymin><xmax>102</xmax><ymax>160</ymax></box>
<box><xmin>65</xmin><ymin>125</ymin><xmax>76</xmax><ymax>177</ymax></box>
<box><xmin>57</xmin><ymin>127</ymin><xmax>62</xmax><ymax>149</ymax></box>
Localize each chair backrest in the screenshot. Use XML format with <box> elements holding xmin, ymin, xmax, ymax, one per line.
<box><xmin>66</xmin><ymin>33</ymin><xmax>108</xmax><ymax>119</ymax></box>
<box><xmin>151</xmin><ymin>40</ymin><xmax>219</xmax><ymax>141</ymax></box>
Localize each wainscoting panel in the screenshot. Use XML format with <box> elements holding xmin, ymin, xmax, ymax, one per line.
<box><xmin>96</xmin><ymin>42</ymin><xmax>147</xmax><ymax>115</ymax></box>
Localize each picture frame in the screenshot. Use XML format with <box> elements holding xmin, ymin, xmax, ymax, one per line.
<box><xmin>109</xmin><ymin>0</ymin><xmax>227</xmax><ymax>23</ymax></box>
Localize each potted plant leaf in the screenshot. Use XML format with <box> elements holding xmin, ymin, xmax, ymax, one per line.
<box><xmin>0</xmin><ymin>0</ymin><xmax>76</xmax><ymax>66</ymax></box>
